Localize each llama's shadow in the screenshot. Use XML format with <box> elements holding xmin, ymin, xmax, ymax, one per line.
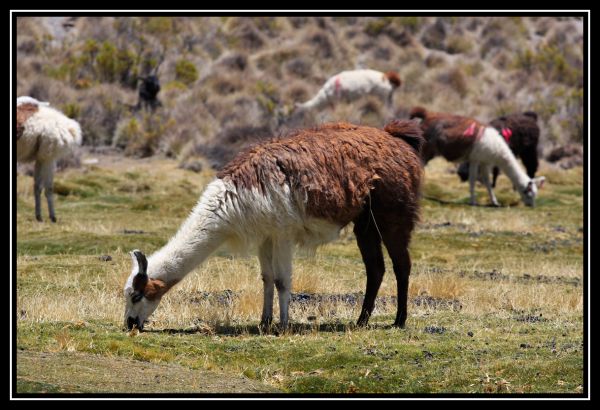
<box><xmin>148</xmin><ymin>321</ymin><xmax>395</xmax><ymax>336</ymax></box>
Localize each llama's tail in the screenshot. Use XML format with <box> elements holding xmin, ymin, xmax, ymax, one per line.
<box><xmin>409</xmin><ymin>106</ymin><xmax>427</xmax><ymax>120</ymax></box>
<box><xmin>384</xmin><ymin>119</ymin><xmax>425</xmax><ymax>153</ymax></box>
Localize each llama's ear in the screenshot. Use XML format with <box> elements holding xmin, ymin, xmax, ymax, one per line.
<box><xmin>130</xmin><ymin>250</ymin><xmax>148</xmax><ymax>294</ymax></box>
<box><xmin>532</xmin><ymin>176</ymin><xmax>546</xmax><ymax>189</ymax></box>
<box><xmin>130</xmin><ymin>250</ymin><xmax>148</xmax><ymax>275</ymax></box>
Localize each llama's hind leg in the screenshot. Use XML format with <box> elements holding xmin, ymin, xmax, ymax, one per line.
<box><xmin>33</xmin><ymin>161</ymin><xmax>44</xmax><ymax>222</ymax></box>
<box><xmin>492</xmin><ymin>166</ymin><xmax>500</xmax><ymax>188</ymax></box>
<box><xmin>381</xmin><ymin>229</ymin><xmax>411</xmax><ymax>328</ymax></box>
<box><xmin>258</xmin><ymin>238</ymin><xmax>275</xmax><ymax>331</ymax></box>
<box><xmin>272</xmin><ymin>239</ymin><xmax>293</xmax><ymax>330</ymax></box>
<box><xmin>480</xmin><ymin>164</ymin><xmax>500</xmax><ymax>207</ymax></box>
<box><xmin>468</xmin><ymin>162</ymin><xmax>480</xmax><ymax>206</ymax></box>
<box><xmin>353</xmin><ymin>209</ymin><xmax>385</xmax><ymax>327</ymax></box>
<box><xmin>40</xmin><ymin>160</ymin><xmax>57</xmax><ymax>222</ymax></box>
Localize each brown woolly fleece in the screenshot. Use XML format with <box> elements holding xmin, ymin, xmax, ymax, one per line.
<box><xmin>385</xmin><ymin>71</ymin><xmax>402</xmax><ymax>88</ymax></box>
<box><xmin>16</xmin><ymin>103</ymin><xmax>39</xmax><ymax>140</ymax></box>
<box><xmin>490</xmin><ymin>112</ymin><xmax>540</xmax><ymax>176</ymax></box>
<box><xmin>409</xmin><ymin>106</ymin><xmax>485</xmax><ymax>163</ymax></box>
<box><xmin>218</xmin><ymin>121</ymin><xmax>424</xmax><ymax>229</ymax></box>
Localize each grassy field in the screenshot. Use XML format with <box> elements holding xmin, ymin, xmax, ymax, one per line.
<box><xmin>14</xmin><ymin>154</ymin><xmax>585</xmax><ymax>395</ymax></box>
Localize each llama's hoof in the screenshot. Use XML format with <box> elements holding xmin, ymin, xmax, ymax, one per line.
<box><xmin>392</xmin><ymin>321</ymin><xmax>406</xmax><ymax>329</ymax></box>
<box><xmin>258</xmin><ymin>319</ymin><xmax>273</xmax><ymax>334</ymax></box>
<box><xmin>35</xmin><ymin>215</ymin><xmax>43</xmax><ymax>222</ymax></box>
<box><xmin>50</xmin><ymin>216</ymin><xmax>57</xmax><ymax>223</ymax></box>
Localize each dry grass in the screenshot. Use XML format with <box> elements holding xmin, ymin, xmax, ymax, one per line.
<box><xmin>15</xmin><ymin>142</ymin><xmax>584</xmax><ymax>394</ymax></box>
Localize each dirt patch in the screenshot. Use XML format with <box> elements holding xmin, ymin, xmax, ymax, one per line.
<box><xmin>459</xmin><ymin>269</ymin><xmax>581</xmax><ymax>287</ymax></box>
<box><xmin>16</xmin><ymin>350</ymin><xmax>278</xmax><ymax>394</ymax></box>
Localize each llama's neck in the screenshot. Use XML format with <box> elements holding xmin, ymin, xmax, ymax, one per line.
<box><xmin>484</xmin><ymin>128</ymin><xmax>530</xmax><ymax>190</ymax></box>
<box><xmin>146</xmin><ymin>180</ymin><xmax>227</xmax><ymax>286</ymax></box>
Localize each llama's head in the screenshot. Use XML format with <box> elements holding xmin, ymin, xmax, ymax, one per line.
<box><xmin>123</xmin><ymin>250</ymin><xmax>162</xmax><ymax>331</ymax></box>
<box><xmin>518</xmin><ymin>176</ymin><xmax>546</xmax><ymax>207</ymax></box>
<box><xmin>385</xmin><ymin>71</ymin><xmax>402</xmax><ymax>89</ymax></box>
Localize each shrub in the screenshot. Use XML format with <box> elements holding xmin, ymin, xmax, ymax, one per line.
<box><xmin>175</xmin><ymin>59</ymin><xmax>198</xmax><ymax>86</ymax></box>
<box><xmin>437</xmin><ymin>68</ymin><xmax>468</xmax><ymax>97</ymax></box>
<box><xmin>446</xmin><ymin>35</ymin><xmax>473</xmax><ymax>54</ymax></box>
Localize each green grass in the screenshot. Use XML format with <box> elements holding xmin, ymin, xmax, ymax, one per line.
<box><xmin>15</xmin><ymin>156</ymin><xmax>585</xmax><ymax>394</ymax></box>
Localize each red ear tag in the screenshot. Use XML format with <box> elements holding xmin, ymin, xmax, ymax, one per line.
<box><xmin>463</xmin><ymin>122</ymin><xmax>476</xmax><ymax>137</ymax></box>
<box><xmin>501</xmin><ymin>128</ymin><xmax>512</xmax><ymax>143</ymax></box>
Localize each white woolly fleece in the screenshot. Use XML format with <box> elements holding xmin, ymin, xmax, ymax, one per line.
<box><xmin>17</xmin><ymin>96</ymin><xmax>50</xmax><ymax>106</ymax></box>
<box><xmin>469</xmin><ymin>127</ymin><xmax>531</xmax><ymax>191</ymax></box>
<box><xmin>297</xmin><ymin>69</ymin><xmax>395</xmax><ymax>110</ymax></box>
<box><xmin>17</xmin><ymin>105</ymin><xmax>82</xmax><ymax>163</ymax></box>
<box><xmin>144</xmin><ymin>178</ymin><xmax>341</xmax><ymax>284</ymax></box>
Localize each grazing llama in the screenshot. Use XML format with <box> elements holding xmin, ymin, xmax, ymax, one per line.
<box><xmin>16</xmin><ymin>97</ymin><xmax>82</xmax><ymax>222</ymax></box>
<box><xmin>457</xmin><ymin>111</ymin><xmax>540</xmax><ymax>187</ymax></box>
<box><xmin>294</xmin><ymin>69</ymin><xmax>402</xmax><ymax>111</ymax></box>
<box><xmin>410</xmin><ymin>106</ymin><xmax>545</xmax><ymax>207</ymax></box>
<box><xmin>123</xmin><ymin>121</ymin><xmax>424</xmax><ymax>332</ymax></box>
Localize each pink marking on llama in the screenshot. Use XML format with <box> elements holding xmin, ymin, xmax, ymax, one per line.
<box><xmin>501</xmin><ymin>127</ymin><xmax>513</xmax><ymax>143</ymax></box>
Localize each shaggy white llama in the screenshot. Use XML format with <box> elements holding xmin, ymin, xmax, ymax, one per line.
<box><xmin>295</xmin><ymin>69</ymin><xmax>402</xmax><ymax>111</ymax></box>
<box><xmin>16</xmin><ymin>97</ymin><xmax>82</xmax><ymax>222</ymax></box>
<box><xmin>123</xmin><ymin>121</ymin><xmax>424</xmax><ymax>332</ymax></box>
<box><xmin>410</xmin><ymin>107</ymin><xmax>545</xmax><ymax>207</ymax></box>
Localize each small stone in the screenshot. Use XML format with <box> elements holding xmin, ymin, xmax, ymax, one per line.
<box><xmin>99</xmin><ymin>255</ymin><xmax>112</xmax><ymax>262</ymax></box>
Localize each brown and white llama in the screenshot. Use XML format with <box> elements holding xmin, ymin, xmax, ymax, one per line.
<box><xmin>294</xmin><ymin>69</ymin><xmax>402</xmax><ymax>111</ymax></box>
<box><xmin>457</xmin><ymin>111</ymin><xmax>540</xmax><ymax>187</ymax></box>
<box><xmin>409</xmin><ymin>106</ymin><xmax>545</xmax><ymax>207</ymax></box>
<box><xmin>123</xmin><ymin>121</ymin><xmax>424</xmax><ymax>331</ymax></box>
<box><xmin>16</xmin><ymin>97</ymin><xmax>82</xmax><ymax>222</ymax></box>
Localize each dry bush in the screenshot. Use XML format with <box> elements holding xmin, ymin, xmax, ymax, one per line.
<box><xmin>224</xmin><ymin>18</ymin><xmax>266</xmax><ymax>51</ymax></box>
<box><xmin>204</xmin><ymin>72</ymin><xmax>245</xmax><ymax>96</ymax></box>
<box><xmin>437</xmin><ymin>67</ymin><xmax>469</xmax><ymax>98</ymax></box>
<box><xmin>285</xmin><ymin>57</ymin><xmax>313</xmax><ymax>78</ymax></box>
<box><xmin>216</xmin><ymin>51</ymin><xmax>248</xmax><ymax>71</ymax></box>
<box><xmin>305</xmin><ymin>29</ymin><xmax>336</xmax><ymax>59</ymax></box>
<box><xmin>421</xmin><ymin>19</ymin><xmax>446</xmax><ymax>50</ymax></box>
<box><xmin>188</xmin><ymin>124</ymin><xmax>273</xmax><ymax>170</ymax></box>
<box><xmin>77</xmin><ymin>84</ymin><xmax>133</xmax><ymax>146</ymax></box>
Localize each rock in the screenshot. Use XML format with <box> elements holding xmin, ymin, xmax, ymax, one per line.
<box><xmin>99</xmin><ymin>255</ymin><xmax>112</xmax><ymax>262</ymax></box>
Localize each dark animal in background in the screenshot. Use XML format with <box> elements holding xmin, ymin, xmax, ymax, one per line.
<box><xmin>457</xmin><ymin>112</ymin><xmax>540</xmax><ymax>187</ymax></box>
<box><xmin>135</xmin><ymin>75</ymin><xmax>162</xmax><ymax>112</ymax></box>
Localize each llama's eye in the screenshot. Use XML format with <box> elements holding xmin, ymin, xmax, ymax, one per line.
<box><xmin>132</xmin><ymin>293</ymin><xmax>144</xmax><ymax>303</ymax></box>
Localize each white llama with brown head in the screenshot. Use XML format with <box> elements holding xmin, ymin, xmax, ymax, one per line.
<box><xmin>123</xmin><ymin>120</ymin><xmax>424</xmax><ymax>332</ymax></box>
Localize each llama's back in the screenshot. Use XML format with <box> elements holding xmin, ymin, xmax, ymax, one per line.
<box><xmin>490</xmin><ymin>113</ymin><xmax>540</xmax><ymax>153</ymax></box>
<box><xmin>17</xmin><ymin>105</ymin><xmax>82</xmax><ymax>163</ymax></box>
<box><xmin>217</xmin><ymin>122</ymin><xmax>423</xmax><ymax>231</ymax></box>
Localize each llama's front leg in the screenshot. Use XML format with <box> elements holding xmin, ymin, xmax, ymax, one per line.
<box><xmin>480</xmin><ymin>165</ymin><xmax>500</xmax><ymax>207</ymax></box>
<box><xmin>468</xmin><ymin>162</ymin><xmax>480</xmax><ymax>206</ymax></box>
<box><xmin>33</xmin><ymin>161</ymin><xmax>44</xmax><ymax>222</ymax></box>
<box><xmin>273</xmin><ymin>239</ymin><xmax>293</xmax><ymax>331</ymax></box>
<box><xmin>258</xmin><ymin>239</ymin><xmax>274</xmax><ymax>331</ymax></box>
<box><xmin>40</xmin><ymin>160</ymin><xmax>57</xmax><ymax>222</ymax></box>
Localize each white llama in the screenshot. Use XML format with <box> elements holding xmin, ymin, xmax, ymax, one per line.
<box><xmin>410</xmin><ymin>107</ymin><xmax>545</xmax><ymax>207</ymax></box>
<box><xmin>295</xmin><ymin>69</ymin><xmax>402</xmax><ymax>111</ymax></box>
<box><xmin>123</xmin><ymin>121</ymin><xmax>424</xmax><ymax>332</ymax></box>
<box><xmin>16</xmin><ymin>97</ymin><xmax>82</xmax><ymax>222</ymax></box>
